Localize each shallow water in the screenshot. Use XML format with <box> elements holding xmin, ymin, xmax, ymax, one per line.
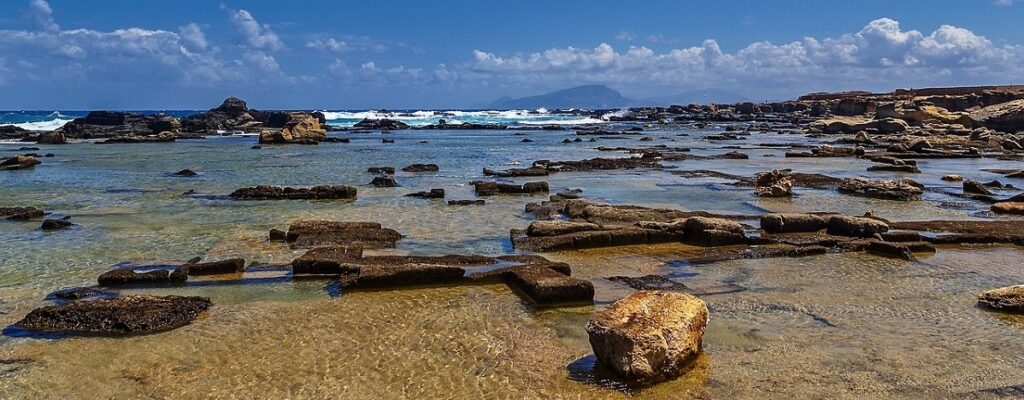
<box><xmin>2</xmin><ymin>127</ymin><xmax>1024</xmax><ymax>398</ymax></box>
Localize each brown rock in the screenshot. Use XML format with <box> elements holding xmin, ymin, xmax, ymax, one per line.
<box><xmin>978</xmin><ymin>285</ymin><xmax>1024</xmax><ymax>312</ymax></box>
<box><xmin>15</xmin><ymin>295</ymin><xmax>211</xmax><ymax>336</ymax></box>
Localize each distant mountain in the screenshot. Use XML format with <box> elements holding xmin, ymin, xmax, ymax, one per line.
<box><xmin>489</xmin><ymin>85</ymin><xmax>633</xmax><ymax>110</ymax></box>
<box><xmin>639</xmin><ymin>88</ymin><xmax>750</xmax><ymax>106</ymax></box>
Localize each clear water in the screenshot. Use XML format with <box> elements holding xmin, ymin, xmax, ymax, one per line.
<box><xmin>2</xmin><ymin>128</ymin><xmax>1024</xmax><ymax>398</ymax></box>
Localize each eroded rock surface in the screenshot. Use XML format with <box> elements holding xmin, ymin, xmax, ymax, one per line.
<box><xmin>15</xmin><ymin>295</ymin><xmax>211</xmax><ymax>336</ymax></box>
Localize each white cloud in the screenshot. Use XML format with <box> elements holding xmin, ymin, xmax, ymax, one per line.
<box><xmin>26</xmin><ymin>0</ymin><xmax>59</xmax><ymax>31</ymax></box>
<box><xmin>179</xmin><ymin>23</ymin><xmax>208</xmax><ymax>51</ymax></box>
<box><xmin>464</xmin><ymin>18</ymin><xmax>1024</xmax><ymax>98</ymax></box>
<box><xmin>994</xmin><ymin>0</ymin><xmax>1015</xmax><ymax>6</ymax></box>
<box><xmin>614</xmin><ymin>31</ymin><xmax>635</xmax><ymax>41</ymax></box>
<box><xmin>225</xmin><ymin>7</ymin><xmax>284</xmax><ymax>51</ymax></box>
<box><xmin>306</xmin><ymin>37</ymin><xmax>349</xmax><ymax>52</ymax></box>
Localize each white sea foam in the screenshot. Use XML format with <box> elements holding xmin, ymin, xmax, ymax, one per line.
<box><xmin>11</xmin><ymin>118</ymin><xmax>73</xmax><ymax>131</ymax></box>
<box><xmin>316</xmin><ymin>109</ymin><xmax>606</xmax><ymax>128</ymax></box>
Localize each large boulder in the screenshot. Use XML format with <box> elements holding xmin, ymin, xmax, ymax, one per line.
<box><xmin>969</xmin><ymin>100</ymin><xmax>1024</xmax><ymax>133</ymax></box>
<box><xmin>978</xmin><ymin>285</ymin><xmax>1024</xmax><ymax>312</ymax></box>
<box><xmin>258</xmin><ymin>112</ymin><xmax>326</xmax><ymax>144</ymax></box>
<box><xmin>586</xmin><ymin>291</ymin><xmax>709</xmax><ymax>383</ymax></box>
<box><xmin>36</xmin><ymin>130</ymin><xmax>67</xmax><ymax>144</ymax></box>
<box><xmin>14</xmin><ymin>295</ymin><xmax>211</xmax><ymax>336</ymax></box>
<box><xmin>0</xmin><ymin>125</ymin><xmax>30</xmax><ymax>140</ymax></box>
<box><xmin>681</xmin><ymin>217</ymin><xmax>747</xmax><ymax>246</ymax></box>
<box><xmin>754</xmin><ymin>170</ymin><xmax>793</xmax><ymax>197</ymax></box>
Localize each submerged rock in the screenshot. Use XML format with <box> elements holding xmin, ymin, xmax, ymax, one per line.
<box><xmin>367</xmin><ymin>166</ymin><xmax>395</xmax><ymax>174</ymax></box>
<box><xmin>369</xmin><ymin>176</ymin><xmax>398</xmax><ymax>187</ymax></box>
<box><xmin>173</xmin><ymin>169</ymin><xmax>198</xmax><ymax>177</ymax></box>
<box><xmin>587</xmin><ymin>291</ymin><xmax>708</xmax><ymax>383</ymax></box>
<box><xmin>607</xmin><ymin>275</ymin><xmax>688</xmax><ymax>291</ymax></box>
<box><xmin>448</xmin><ymin>199</ymin><xmax>485</xmax><ymax>206</ymax></box>
<box><xmin>40</xmin><ymin>218</ymin><xmax>75</xmax><ymax>230</ymax></box>
<box><xmin>405</xmin><ymin>188</ymin><xmax>445</xmax><ymax>199</ymax></box>
<box><xmin>229</xmin><ymin>185</ymin><xmax>357</xmax><ymax>200</ymax></box>
<box><xmin>15</xmin><ymin>295</ymin><xmax>211</xmax><ymax>336</ymax></box>
<box><xmin>181</xmin><ymin>258</ymin><xmax>245</xmax><ymax>275</ymax></box>
<box><xmin>978</xmin><ymin>285</ymin><xmax>1024</xmax><ymax>312</ymax></box>
<box><xmin>473</xmin><ymin>181</ymin><xmax>549</xmax><ymax>195</ymax></box>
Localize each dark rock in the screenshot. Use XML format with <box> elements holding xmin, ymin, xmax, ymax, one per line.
<box><xmin>47</xmin><ymin>287</ymin><xmax>114</xmax><ymax>301</ymax></box>
<box><xmin>180</xmin><ymin>97</ymin><xmax>260</xmax><ymax>133</ymax></box>
<box><xmin>284</xmin><ymin>220</ymin><xmax>402</xmax><ymax>249</ymax></box>
<box><xmin>173</xmin><ymin>169</ymin><xmax>198</xmax><ymax>177</ymax></box>
<box><xmin>182</xmin><ymin>258</ymin><xmax>245</xmax><ymax>276</ymax></box>
<box><xmin>370</xmin><ymin>176</ymin><xmax>398</xmax><ymax>187</ymax></box>
<box><xmin>401</xmin><ymin>163</ymin><xmax>439</xmax><ymax>172</ymax></box>
<box><xmin>269</xmin><ymin>228</ymin><xmax>287</xmax><ymax>241</ymax></box>
<box><xmin>448</xmin><ymin>199</ymin><xmax>485</xmax><ymax>205</ymax></box>
<box><xmin>760</xmin><ymin>213</ymin><xmax>828</xmax><ymax>233</ymax></box>
<box><xmin>97</xmin><ymin>268</ymin><xmax>187</xmax><ymax>286</ymax></box>
<box><xmin>964</xmin><ymin>180</ymin><xmax>994</xmax><ymax>195</ymax></box>
<box><xmin>483</xmin><ymin>167</ymin><xmax>550</xmax><ymax>177</ymax></box>
<box><xmin>229</xmin><ymin>185</ymin><xmax>357</xmax><ymax>200</ymax></box>
<box><xmin>0</xmin><ymin>206</ymin><xmax>44</xmax><ymax>220</ymax></box>
<box><xmin>405</xmin><ymin>188</ymin><xmax>445</xmax><ymax>199</ymax></box>
<box><xmin>36</xmin><ymin>130</ymin><xmax>67</xmax><ymax>144</ymax></box>
<box><xmin>382</xmin><ymin>138</ymin><xmax>395</xmax><ymax>143</ymax></box>
<box><xmin>14</xmin><ymin>295</ymin><xmax>211</xmax><ymax>336</ymax></box>
<box><xmin>40</xmin><ymin>218</ymin><xmax>74</xmax><ymax>230</ymax></box>
<box><xmin>607</xmin><ymin>275</ymin><xmax>687</xmax><ymax>291</ymax></box>
<box><xmin>58</xmin><ymin>111</ymin><xmax>182</xmax><ymax>139</ymax></box>
<box><xmin>867</xmin><ymin>165</ymin><xmax>920</xmax><ymax>173</ymax></box>
<box><xmin>292</xmin><ymin>246</ymin><xmax>364</xmax><ymax>275</ymax></box>
<box><xmin>367</xmin><ymin>166</ymin><xmax>395</xmax><ymax>174</ymax></box>
<box><xmin>473</xmin><ymin>181</ymin><xmax>549</xmax><ymax>195</ymax></box>
<box><xmin>504</xmin><ymin>265</ymin><xmax>594</xmax><ymax>305</ymax></box>
<box><xmin>353</xmin><ymin>119</ymin><xmax>410</xmax><ymax>130</ymax></box>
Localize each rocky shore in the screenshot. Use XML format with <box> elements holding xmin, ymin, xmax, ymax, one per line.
<box><xmin>4</xmin><ymin>84</ymin><xmax>1024</xmax><ymax>391</ymax></box>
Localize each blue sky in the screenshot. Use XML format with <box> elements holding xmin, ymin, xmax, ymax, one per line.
<box><xmin>0</xmin><ymin>0</ymin><xmax>1022</xmax><ymax>109</ymax></box>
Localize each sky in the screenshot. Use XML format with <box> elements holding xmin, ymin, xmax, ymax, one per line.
<box><xmin>0</xmin><ymin>0</ymin><xmax>1022</xmax><ymax>110</ymax></box>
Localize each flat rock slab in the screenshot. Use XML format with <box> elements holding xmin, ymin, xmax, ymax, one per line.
<box><xmin>97</xmin><ymin>268</ymin><xmax>187</xmax><ymax>286</ymax></box>
<box><xmin>229</xmin><ymin>185</ymin><xmax>357</xmax><ymax>200</ymax></box>
<box><xmin>14</xmin><ymin>295</ymin><xmax>211</xmax><ymax>336</ymax></box>
<box><xmin>473</xmin><ymin>181</ymin><xmax>549</xmax><ymax>196</ymax></box>
<box><xmin>292</xmin><ymin>246</ymin><xmax>364</xmax><ymax>274</ymax></box>
<box><xmin>285</xmin><ymin>220</ymin><xmax>402</xmax><ymax>249</ymax></box>
<box><xmin>608</xmin><ymin>275</ymin><xmax>688</xmax><ymax>291</ymax></box>
<box><xmin>505</xmin><ymin>265</ymin><xmax>594</xmax><ymax>305</ymax></box>
<box><xmin>184</xmin><ymin>258</ymin><xmax>245</xmax><ymax>276</ymax></box>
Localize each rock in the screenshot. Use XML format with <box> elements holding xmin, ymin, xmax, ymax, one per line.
<box><xmin>269</xmin><ymin>228</ymin><xmax>287</xmax><ymax>241</ymax></box>
<box><xmin>473</xmin><ymin>181</ymin><xmax>549</xmax><ymax>195</ymax></box>
<box><xmin>40</xmin><ymin>218</ymin><xmax>74</xmax><ymax>230</ymax></box>
<box><xmin>754</xmin><ymin>170</ymin><xmax>793</xmax><ymax>197</ymax></box>
<box><xmin>292</xmin><ymin>246</ymin><xmax>364</xmax><ymax>274</ymax></box>
<box><xmin>826</xmin><ymin>215</ymin><xmax>889</xmax><ymax>237</ymax></box>
<box><xmin>526</xmin><ymin>221</ymin><xmax>604</xmax><ymax>237</ymax></box>
<box><xmin>682</xmin><ymin>217</ymin><xmax>747</xmax><ymax>246</ymax></box>
<box><xmin>173</xmin><ymin>169</ymin><xmax>198</xmax><ymax>177</ymax></box>
<box><xmin>182</xmin><ymin>258</ymin><xmax>245</xmax><ymax>275</ymax></box>
<box><xmin>14</xmin><ymin>295</ymin><xmax>211</xmax><ymax>336</ymax></box>
<box><xmin>586</xmin><ymin>291</ymin><xmax>708</xmax><ymax>383</ymax></box>
<box><xmin>503</xmin><ymin>265</ymin><xmax>594</xmax><ymax>305</ymax></box>
<box><xmin>382</xmin><ymin>138</ymin><xmax>395</xmax><ymax>143</ymax></box>
<box><xmin>992</xmin><ymin>202</ymin><xmax>1024</xmax><ymax>215</ymax></box>
<box><xmin>483</xmin><ymin>167</ymin><xmax>550</xmax><ymax>177</ymax></box>
<box><xmin>1003</xmin><ymin>138</ymin><xmax>1023</xmax><ymax>151</ymax></box>
<box><xmin>284</xmin><ymin>220</ymin><xmax>402</xmax><ymax>249</ymax></box>
<box><xmin>401</xmin><ymin>163</ymin><xmax>439</xmax><ymax>172</ymax></box>
<box><xmin>1</xmin><ymin>206</ymin><xmax>44</xmax><ymax>220</ymax></box>
<box><xmin>941</xmin><ymin>174</ymin><xmax>964</xmax><ymax>182</ymax></box>
<box><xmin>448</xmin><ymin>199</ymin><xmax>485</xmax><ymax>205</ymax></box>
<box><xmin>760</xmin><ymin>213</ymin><xmax>828</xmax><ymax>234</ymax></box>
<box><xmin>370</xmin><ymin>176</ymin><xmax>398</xmax><ymax>187</ymax></box>
<box><xmin>405</xmin><ymin>188</ymin><xmax>445</xmax><ymax>199</ymax></box>
<box><xmin>969</xmin><ymin>99</ymin><xmax>1024</xmax><ymax>132</ymax></box>
<box><xmin>865</xmin><ymin>240</ymin><xmax>934</xmax><ymax>261</ymax></box>
<box><xmin>867</xmin><ymin>164</ymin><xmax>920</xmax><ymax>173</ymax></box>
<box><xmin>812</xmin><ymin>116</ymin><xmax>909</xmax><ymax>134</ymax></box>
<box><xmin>47</xmin><ymin>287</ymin><xmax>114</xmax><ymax>301</ymax></box>
<box><xmin>838</xmin><ymin>177</ymin><xmax>923</xmax><ymax>201</ymax></box>
<box><xmin>229</xmin><ymin>185</ymin><xmax>357</xmax><ymax>200</ymax></box>
<box><xmin>36</xmin><ymin>130</ymin><xmax>67</xmax><ymax>144</ymax></box>
<box><xmin>1</xmin><ymin>155</ymin><xmax>41</xmax><ymax>170</ymax></box>
<box><xmin>978</xmin><ymin>285</ymin><xmax>1024</xmax><ymax>312</ymax></box>
<box><xmin>533</xmin><ymin>157</ymin><xmax>661</xmax><ymax>172</ymax></box>
<box><xmin>96</xmin><ymin>132</ymin><xmax>177</xmax><ymax>144</ymax></box>
<box><xmin>964</xmin><ymin>180</ymin><xmax>994</xmax><ymax>195</ymax></box>
<box><xmin>58</xmin><ymin>111</ymin><xmax>182</xmax><ymax>139</ymax></box>
<box><xmin>607</xmin><ymin>275</ymin><xmax>688</xmax><ymax>291</ymax></box>
<box><xmin>367</xmin><ymin>166</ymin><xmax>395</xmax><ymax>174</ymax></box>
<box><xmin>0</xmin><ymin>124</ymin><xmax>31</xmax><ymax>140</ymax></box>
<box><xmin>180</xmin><ymin>97</ymin><xmax>260</xmax><ymax>133</ymax></box>
<box><xmin>258</xmin><ymin>113</ymin><xmax>327</xmax><ymax>144</ymax></box>
<box><xmin>97</xmin><ymin>268</ymin><xmax>187</xmax><ymax>286</ymax></box>
<box><xmin>353</xmin><ymin>118</ymin><xmax>410</xmax><ymax>130</ymax></box>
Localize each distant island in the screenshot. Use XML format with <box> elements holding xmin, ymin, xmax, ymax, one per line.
<box><xmin>489</xmin><ymin>84</ymin><xmax>749</xmax><ymax>109</ymax></box>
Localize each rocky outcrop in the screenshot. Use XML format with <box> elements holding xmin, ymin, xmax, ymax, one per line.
<box><xmin>760</xmin><ymin>213</ymin><xmax>828</xmax><ymax>233</ymax></box>
<box><xmin>229</xmin><ymin>185</ymin><xmax>357</xmax><ymax>200</ymax></box>
<box><xmin>969</xmin><ymin>100</ymin><xmax>1024</xmax><ymax>133</ymax></box>
<box><xmin>587</xmin><ymin>291</ymin><xmax>708</xmax><ymax>383</ymax></box>
<box><xmin>992</xmin><ymin>202</ymin><xmax>1024</xmax><ymax>215</ymax></box>
<box><xmin>837</xmin><ymin>177</ymin><xmax>923</xmax><ymax>201</ymax></box>
<box><xmin>826</xmin><ymin>215</ymin><xmax>889</xmax><ymax>237</ymax></box>
<box><xmin>282</xmin><ymin>220</ymin><xmax>402</xmax><ymax>249</ymax></box>
<box><xmin>812</xmin><ymin>117</ymin><xmax>909</xmax><ymax>134</ymax></box>
<box><xmin>0</xmin><ymin>125</ymin><xmax>30</xmax><ymax>140</ymax></box>
<box><xmin>754</xmin><ymin>170</ymin><xmax>793</xmax><ymax>197</ymax></box>
<box><xmin>258</xmin><ymin>113</ymin><xmax>327</xmax><ymax>144</ymax></box>
<box><xmin>369</xmin><ymin>176</ymin><xmax>398</xmax><ymax>187</ymax></box>
<box><xmin>97</xmin><ymin>267</ymin><xmax>187</xmax><ymax>286</ymax></box>
<box><xmin>180</xmin><ymin>97</ymin><xmax>261</xmax><ymax>133</ymax></box>
<box><xmin>978</xmin><ymin>285</ymin><xmax>1024</xmax><ymax>312</ymax></box>
<box><xmin>57</xmin><ymin>111</ymin><xmax>182</xmax><ymax>139</ymax></box>
<box><xmin>180</xmin><ymin>258</ymin><xmax>246</xmax><ymax>275</ymax></box>
<box><xmin>14</xmin><ymin>295</ymin><xmax>211</xmax><ymax>336</ymax></box>
<box><xmin>876</xmin><ymin>103</ymin><xmax>974</xmax><ymax>126</ymax></box>
<box><xmin>1</xmin><ymin>155</ymin><xmax>41</xmax><ymax>170</ymax></box>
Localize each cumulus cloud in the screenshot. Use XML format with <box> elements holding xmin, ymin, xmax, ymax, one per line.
<box><xmin>224</xmin><ymin>7</ymin><xmax>284</xmax><ymax>51</ymax></box>
<box><xmin>179</xmin><ymin>23</ymin><xmax>208</xmax><ymax>51</ymax></box>
<box><xmin>306</xmin><ymin>37</ymin><xmax>349</xmax><ymax>52</ymax></box>
<box><xmin>465</xmin><ymin>18</ymin><xmax>1024</xmax><ymax>98</ymax></box>
<box><xmin>26</xmin><ymin>0</ymin><xmax>58</xmax><ymax>31</ymax></box>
